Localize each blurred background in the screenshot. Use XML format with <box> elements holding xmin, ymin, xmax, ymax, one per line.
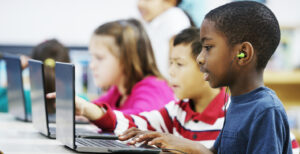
<box><xmin>0</xmin><ymin>0</ymin><xmax>300</xmax><ymax>140</ymax></box>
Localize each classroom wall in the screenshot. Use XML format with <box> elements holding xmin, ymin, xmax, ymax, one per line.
<box><xmin>0</xmin><ymin>0</ymin><xmax>139</xmax><ymax>46</ymax></box>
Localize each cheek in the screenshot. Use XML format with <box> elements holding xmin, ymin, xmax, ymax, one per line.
<box><xmin>92</xmin><ymin>60</ymin><xmax>122</xmax><ymax>87</ymax></box>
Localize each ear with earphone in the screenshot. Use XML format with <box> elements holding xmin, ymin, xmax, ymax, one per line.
<box><xmin>218</xmin><ymin>50</ymin><xmax>247</xmax><ymax>152</ymax></box>
<box><xmin>237</xmin><ymin>51</ymin><xmax>246</xmax><ymax>59</ymax></box>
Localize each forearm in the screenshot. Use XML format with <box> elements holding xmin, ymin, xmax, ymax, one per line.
<box><xmin>82</xmin><ymin>102</ymin><xmax>104</xmax><ymax>121</ymax></box>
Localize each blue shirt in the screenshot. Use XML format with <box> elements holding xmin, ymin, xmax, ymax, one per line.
<box><xmin>213</xmin><ymin>87</ymin><xmax>292</xmax><ymax>154</ymax></box>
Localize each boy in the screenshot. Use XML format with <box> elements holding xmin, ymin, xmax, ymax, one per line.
<box><xmin>72</xmin><ymin>27</ymin><xmax>227</xmax><ymax>149</ymax></box>
<box><xmin>137</xmin><ymin>0</ymin><xmax>191</xmax><ymax>78</ymax></box>
<box><xmin>127</xmin><ymin>1</ymin><xmax>296</xmax><ymax>153</ymax></box>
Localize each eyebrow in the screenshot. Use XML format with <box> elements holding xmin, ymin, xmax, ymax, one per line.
<box><xmin>170</xmin><ymin>57</ymin><xmax>182</xmax><ymax>61</ymax></box>
<box><xmin>201</xmin><ymin>37</ymin><xmax>213</xmax><ymax>43</ymax></box>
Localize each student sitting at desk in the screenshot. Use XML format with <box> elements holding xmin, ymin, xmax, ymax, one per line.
<box><xmin>120</xmin><ymin>1</ymin><xmax>299</xmax><ymax>153</ymax></box>
<box><xmin>60</xmin><ymin>27</ymin><xmax>226</xmax><ymax>149</ymax></box>
<box><xmin>0</xmin><ymin>39</ymin><xmax>70</xmax><ymax>114</ymax></box>
<box><xmin>49</xmin><ymin>19</ymin><xmax>174</xmax><ymax>115</ymax></box>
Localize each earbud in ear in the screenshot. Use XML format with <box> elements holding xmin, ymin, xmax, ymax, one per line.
<box><xmin>237</xmin><ymin>51</ymin><xmax>246</xmax><ymax>59</ymax></box>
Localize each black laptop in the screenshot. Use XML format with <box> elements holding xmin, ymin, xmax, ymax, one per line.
<box><xmin>29</xmin><ymin>59</ymin><xmax>115</xmax><ymax>139</ymax></box>
<box><xmin>4</xmin><ymin>55</ymin><xmax>31</xmax><ymax>122</ymax></box>
<box><xmin>55</xmin><ymin>62</ymin><xmax>160</xmax><ymax>153</ymax></box>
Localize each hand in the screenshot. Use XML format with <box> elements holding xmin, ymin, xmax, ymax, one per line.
<box><xmin>118</xmin><ymin>127</ymin><xmax>152</xmax><ymax>144</ymax></box>
<box><xmin>133</xmin><ymin>131</ymin><xmax>207</xmax><ymax>154</ymax></box>
<box><xmin>46</xmin><ymin>92</ymin><xmax>56</xmax><ymax>99</ymax></box>
<box><xmin>46</xmin><ymin>92</ymin><xmax>104</xmax><ymax>120</ymax></box>
<box><xmin>20</xmin><ymin>55</ymin><xmax>30</xmax><ymax>69</ymax></box>
<box><xmin>75</xmin><ymin>96</ymin><xmax>90</xmax><ymax>116</ymax></box>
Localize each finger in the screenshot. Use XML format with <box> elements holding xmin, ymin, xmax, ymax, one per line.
<box><xmin>46</xmin><ymin>92</ymin><xmax>56</xmax><ymax>99</ymax></box>
<box><xmin>20</xmin><ymin>55</ymin><xmax>29</xmax><ymax>69</ymax></box>
<box><xmin>121</xmin><ymin>127</ymin><xmax>140</xmax><ymax>136</ymax></box>
<box><xmin>148</xmin><ymin>137</ymin><xmax>164</xmax><ymax>148</ymax></box>
<box><xmin>119</xmin><ymin>128</ymin><xmax>141</xmax><ymax>141</ymax></box>
<box><xmin>138</xmin><ymin>132</ymin><xmax>162</xmax><ymax>141</ymax></box>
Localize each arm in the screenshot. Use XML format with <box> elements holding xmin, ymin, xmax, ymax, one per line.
<box><xmin>46</xmin><ymin>92</ymin><xmax>104</xmax><ymax>120</ymax></box>
<box><xmin>247</xmin><ymin>108</ymin><xmax>292</xmax><ymax>153</ymax></box>
<box><xmin>119</xmin><ymin>128</ymin><xmax>215</xmax><ymax>154</ymax></box>
<box><xmin>91</xmin><ymin>101</ymin><xmax>177</xmax><ymax>134</ymax></box>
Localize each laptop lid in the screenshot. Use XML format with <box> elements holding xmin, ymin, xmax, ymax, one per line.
<box><xmin>28</xmin><ymin>59</ymin><xmax>49</xmax><ymax>136</ymax></box>
<box><xmin>4</xmin><ymin>55</ymin><xmax>29</xmax><ymax>121</ymax></box>
<box><xmin>55</xmin><ymin>62</ymin><xmax>76</xmax><ymax>149</ymax></box>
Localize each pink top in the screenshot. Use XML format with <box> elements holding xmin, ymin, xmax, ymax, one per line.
<box><xmin>93</xmin><ymin>76</ymin><xmax>175</xmax><ymax>114</ymax></box>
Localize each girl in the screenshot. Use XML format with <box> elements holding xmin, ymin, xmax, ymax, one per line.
<box><xmin>49</xmin><ymin>19</ymin><xmax>174</xmax><ymax>115</ymax></box>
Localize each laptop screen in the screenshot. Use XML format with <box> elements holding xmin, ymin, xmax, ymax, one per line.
<box><xmin>4</xmin><ymin>55</ymin><xmax>27</xmax><ymax>121</ymax></box>
<box><xmin>55</xmin><ymin>62</ymin><xmax>75</xmax><ymax>149</ymax></box>
<box><xmin>28</xmin><ymin>59</ymin><xmax>49</xmax><ymax>136</ymax></box>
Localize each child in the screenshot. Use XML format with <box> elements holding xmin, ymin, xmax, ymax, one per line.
<box><xmin>0</xmin><ymin>39</ymin><xmax>70</xmax><ymax>114</ymax></box>
<box><xmin>126</xmin><ymin>1</ymin><xmax>296</xmax><ymax>153</ymax></box>
<box><xmin>31</xmin><ymin>39</ymin><xmax>70</xmax><ymax>114</ymax></box>
<box><xmin>137</xmin><ymin>0</ymin><xmax>192</xmax><ymax>78</ymax></box>
<box><xmin>74</xmin><ymin>27</ymin><xmax>227</xmax><ymax>149</ymax></box>
<box><xmin>48</xmin><ymin>19</ymin><xmax>174</xmax><ymax>115</ymax></box>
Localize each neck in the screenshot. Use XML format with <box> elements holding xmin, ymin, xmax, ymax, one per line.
<box><xmin>192</xmin><ymin>88</ymin><xmax>220</xmax><ymax>113</ymax></box>
<box><xmin>229</xmin><ymin>69</ymin><xmax>264</xmax><ymax>96</ymax></box>
<box><xmin>116</xmin><ymin>75</ymin><xmax>126</xmax><ymax>96</ymax></box>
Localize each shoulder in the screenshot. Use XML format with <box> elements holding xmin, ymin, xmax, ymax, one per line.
<box><xmin>132</xmin><ymin>76</ymin><xmax>172</xmax><ymax>92</ymax></box>
<box><xmin>151</xmin><ymin>7</ymin><xmax>190</xmax><ymax>31</ymax></box>
<box><xmin>253</xmin><ymin>87</ymin><xmax>285</xmax><ymax>114</ymax></box>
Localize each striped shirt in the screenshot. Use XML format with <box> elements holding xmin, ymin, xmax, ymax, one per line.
<box><xmin>92</xmin><ymin>88</ymin><xmax>300</xmax><ymax>152</ymax></box>
<box><xmin>93</xmin><ymin>88</ymin><xmax>227</xmax><ymax>148</ymax></box>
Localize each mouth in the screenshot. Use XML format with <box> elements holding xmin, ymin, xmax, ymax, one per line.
<box><xmin>171</xmin><ymin>84</ymin><xmax>179</xmax><ymax>90</ymax></box>
<box><xmin>200</xmin><ymin>66</ymin><xmax>210</xmax><ymax>81</ymax></box>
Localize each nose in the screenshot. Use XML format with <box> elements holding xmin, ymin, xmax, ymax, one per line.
<box><xmin>196</xmin><ymin>51</ymin><xmax>205</xmax><ymax>65</ymax></box>
<box><xmin>89</xmin><ymin>59</ymin><xmax>95</xmax><ymax>70</ymax></box>
<box><xmin>168</xmin><ymin>64</ymin><xmax>175</xmax><ymax>77</ymax></box>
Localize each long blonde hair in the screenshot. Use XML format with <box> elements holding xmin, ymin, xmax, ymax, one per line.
<box><xmin>93</xmin><ymin>19</ymin><xmax>162</xmax><ymax>94</ymax></box>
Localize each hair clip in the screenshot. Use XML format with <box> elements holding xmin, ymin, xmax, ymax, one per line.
<box><xmin>44</xmin><ymin>58</ymin><xmax>55</xmax><ymax>68</ymax></box>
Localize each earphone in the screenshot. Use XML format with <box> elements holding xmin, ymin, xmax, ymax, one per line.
<box><xmin>237</xmin><ymin>51</ymin><xmax>246</xmax><ymax>59</ymax></box>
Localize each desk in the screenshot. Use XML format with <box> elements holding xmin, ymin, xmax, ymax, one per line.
<box><xmin>0</xmin><ymin>113</ymin><xmax>171</xmax><ymax>154</ymax></box>
<box><xmin>0</xmin><ymin>113</ymin><xmax>80</xmax><ymax>154</ymax></box>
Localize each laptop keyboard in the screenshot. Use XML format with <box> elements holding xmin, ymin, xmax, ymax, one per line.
<box><xmin>76</xmin><ymin>138</ymin><xmax>130</xmax><ymax>148</ymax></box>
<box><xmin>49</xmin><ymin>127</ymin><xmax>98</xmax><ymax>134</ymax></box>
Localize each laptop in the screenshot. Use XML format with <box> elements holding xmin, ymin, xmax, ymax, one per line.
<box><xmin>29</xmin><ymin>59</ymin><xmax>116</xmax><ymax>139</ymax></box>
<box><xmin>4</xmin><ymin>55</ymin><xmax>31</xmax><ymax>122</ymax></box>
<box><xmin>55</xmin><ymin>62</ymin><xmax>160</xmax><ymax>153</ymax></box>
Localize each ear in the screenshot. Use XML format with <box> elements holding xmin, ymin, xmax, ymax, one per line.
<box><xmin>236</xmin><ymin>42</ymin><xmax>254</xmax><ymax>66</ymax></box>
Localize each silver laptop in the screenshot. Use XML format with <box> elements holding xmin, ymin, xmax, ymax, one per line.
<box><xmin>4</xmin><ymin>55</ymin><xmax>31</xmax><ymax>122</ymax></box>
<box><xmin>55</xmin><ymin>62</ymin><xmax>160</xmax><ymax>153</ymax></box>
<box><xmin>29</xmin><ymin>59</ymin><xmax>115</xmax><ymax>139</ymax></box>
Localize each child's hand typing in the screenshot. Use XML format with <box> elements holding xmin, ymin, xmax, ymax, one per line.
<box><xmin>120</xmin><ymin>128</ymin><xmax>205</xmax><ymax>154</ymax></box>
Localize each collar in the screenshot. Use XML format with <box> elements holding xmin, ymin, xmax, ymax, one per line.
<box><xmin>183</xmin><ymin>88</ymin><xmax>227</xmax><ymax>124</ymax></box>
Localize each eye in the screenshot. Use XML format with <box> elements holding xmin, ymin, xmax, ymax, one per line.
<box><xmin>95</xmin><ymin>55</ymin><xmax>103</xmax><ymax>60</ymax></box>
<box><xmin>176</xmin><ymin>62</ymin><xmax>183</xmax><ymax>67</ymax></box>
<box><xmin>203</xmin><ymin>45</ymin><xmax>213</xmax><ymax>51</ymax></box>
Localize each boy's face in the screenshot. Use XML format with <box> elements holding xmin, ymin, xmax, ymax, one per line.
<box><xmin>169</xmin><ymin>44</ymin><xmax>207</xmax><ymax>100</ymax></box>
<box><xmin>197</xmin><ymin>19</ymin><xmax>236</xmax><ymax>88</ymax></box>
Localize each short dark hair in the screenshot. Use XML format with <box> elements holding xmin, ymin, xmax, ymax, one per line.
<box><xmin>173</xmin><ymin>27</ymin><xmax>202</xmax><ymax>58</ymax></box>
<box><xmin>205</xmin><ymin>1</ymin><xmax>280</xmax><ymax>69</ymax></box>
